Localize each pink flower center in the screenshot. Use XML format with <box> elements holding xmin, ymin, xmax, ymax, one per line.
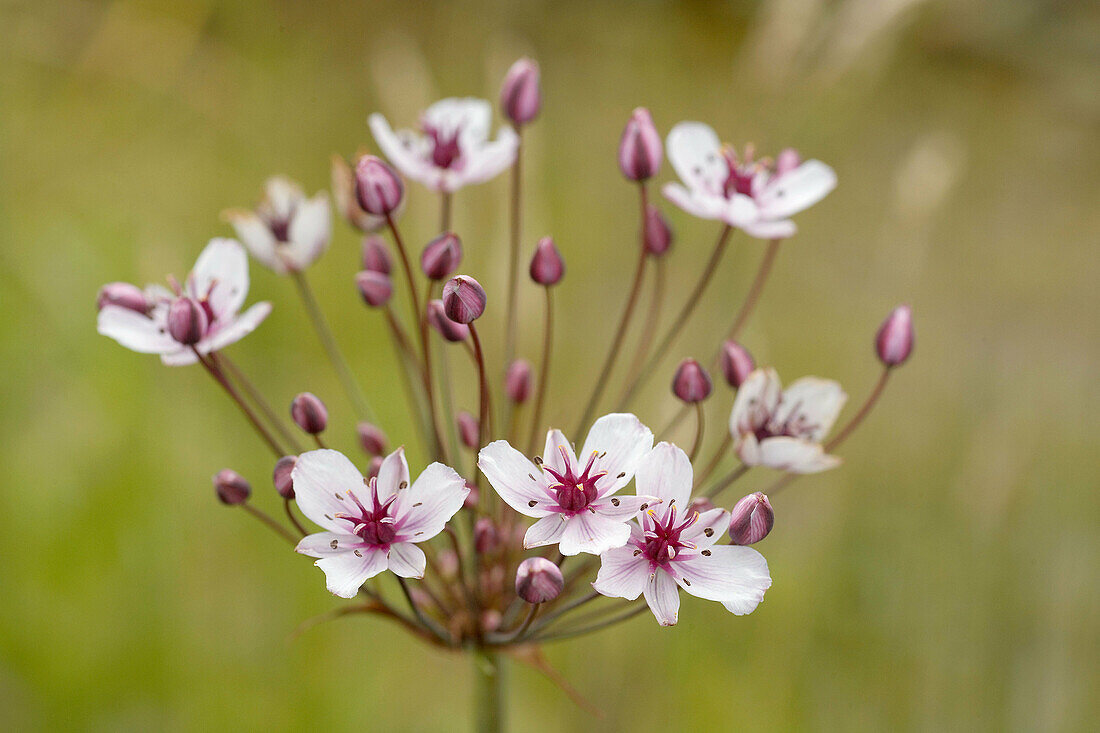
<box><xmin>544</xmin><ymin>448</ymin><xmax>605</xmax><ymax>513</ymax></box>
<box><xmin>722</xmin><ymin>147</ymin><xmax>758</xmax><ymax>198</ymax></box>
<box><xmin>424</xmin><ymin>123</ymin><xmax>463</xmax><ymax>169</ymax></box>
<box><xmin>642</xmin><ymin>502</ymin><xmax>699</xmax><ymax>566</ymax></box>
<box><xmin>335</xmin><ymin>477</ymin><xmax>399</xmax><ymax>547</ymax></box>
<box><xmin>754</xmin><ymin>398</ymin><xmax>819</xmax><ymax>441</ymax></box>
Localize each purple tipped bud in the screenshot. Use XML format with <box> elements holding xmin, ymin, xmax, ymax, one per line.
<box><xmin>97</xmin><ymin>282</ymin><xmax>147</xmax><ymax>313</ymax></box>
<box><xmin>420</xmin><ymin>232</ymin><xmax>463</xmax><ymax>280</ymax></box>
<box><xmin>505</xmin><ymin>359</ymin><xmax>533</xmax><ymax>403</ymax></box>
<box><xmin>366</xmin><ymin>456</ymin><xmax>383</xmax><ymax>480</ymax></box>
<box><xmin>776</xmin><ymin>148</ymin><xmax>802</xmax><ymax>176</ymax></box>
<box><xmin>500</xmin><ymin>57</ymin><xmax>541</xmax><ymax>126</ymax></box>
<box><xmin>290</xmin><ymin>392</ymin><xmax>327</xmax><ymax>434</ymax></box>
<box><xmin>672</xmin><ymin>359</ymin><xmax>713</xmax><ymax>403</ymax></box>
<box><xmin>354</xmin><ymin>155</ymin><xmax>404</xmax><ymax>215</ymax></box>
<box><xmin>529</xmin><ymin>236</ymin><xmax>564</xmax><ymax>285</ymax></box>
<box><xmin>213</xmin><ymin>469</ymin><xmax>251</xmax><ymax>505</ymax></box>
<box><xmin>457</xmin><ymin>411</ymin><xmax>480</xmax><ymax>450</ymax></box>
<box><xmin>719</xmin><ymin>341</ymin><xmax>756</xmax><ymax>388</ymax></box>
<box><xmin>167</xmin><ymin>297</ymin><xmax>207</xmax><ymax>345</ymax></box>
<box><xmin>355</xmin><ymin>270</ymin><xmax>393</xmax><ymax>307</ymax></box>
<box><xmin>427</xmin><ymin>299</ymin><xmax>470</xmax><ymax>342</ymax></box>
<box><xmin>361</xmin><ymin>235</ymin><xmax>393</xmax><ymax>274</ymax></box>
<box><xmin>728</xmin><ymin>492</ymin><xmax>774</xmax><ymax>545</ymax></box>
<box><xmin>876</xmin><ymin>304</ymin><xmax>914</xmax><ymax>367</ymax></box>
<box><xmin>644</xmin><ymin>206</ymin><xmax>673</xmax><ymax>256</ymax></box>
<box><xmin>515</xmin><ymin>557</ymin><xmax>564</xmax><ymax>604</ymax></box>
<box><xmin>442</xmin><ymin>275</ymin><xmax>486</xmax><ymax>324</ymax></box>
<box><xmin>689</xmin><ymin>496</ymin><xmax>716</xmax><ymax>515</ymax></box>
<box><xmin>618</xmin><ymin>107</ymin><xmax>662</xmax><ymax>181</ymax></box>
<box><xmin>356</xmin><ymin>422</ymin><xmax>387</xmax><ymax>456</ymax></box>
<box><xmin>273</xmin><ymin>456</ymin><xmax>297</xmax><ymax>499</ymax></box>
<box><xmin>474</xmin><ymin>517</ymin><xmax>500</xmax><ymax>553</ymax></box>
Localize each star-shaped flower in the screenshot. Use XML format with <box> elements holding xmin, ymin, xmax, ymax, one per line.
<box><xmin>224</xmin><ymin>176</ymin><xmax>332</xmax><ymax>274</ymax></box>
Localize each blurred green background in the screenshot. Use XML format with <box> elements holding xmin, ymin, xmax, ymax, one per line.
<box><xmin>2</xmin><ymin>0</ymin><xmax>1098</xmax><ymax>730</ymax></box>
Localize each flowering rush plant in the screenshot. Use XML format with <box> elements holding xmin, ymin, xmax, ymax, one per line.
<box><xmin>97</xmin><ymin>58</ymin><xmax>914</xmax><ymax>730</ymax></box>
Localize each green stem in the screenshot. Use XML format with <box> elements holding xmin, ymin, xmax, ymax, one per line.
<box><xmin>503</xmin><ymin>127</ymin><xmax>523</xmax><ymax>378</ymax></box>
<box><xmin>194</xmin><ymin>349</ymin><xmax>284</xmax><ymax>457</ymax></box>
<box><xmin>216</xmin><ymin>354</ymin><xmax>302</xmax><ymax>453</ymax></box>
<box><xmin>526</xmin><ymin>287</ymin><xmax>554</xmax><ymax>455</ymax></box>
<box><xmin>290</xmin><ymin>271</ymin><xmax>375</xmax><ymax>421</ymax></box>
<box><xmin>473</xmin><ymin>649</ymin><xmax>506</xmax><ymax>733</ymax></box>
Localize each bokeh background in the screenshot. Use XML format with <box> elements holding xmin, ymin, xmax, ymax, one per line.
<box><xmin>2</xmin><ymin>0</ymin><xmax>1098</xmax><ymax>730</ymax></box>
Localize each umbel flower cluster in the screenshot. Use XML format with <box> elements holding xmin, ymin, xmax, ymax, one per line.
<box><xmin>97</xmin><ymin>58</ymin><xmax>913</xmax><ymax>719</ymax></box>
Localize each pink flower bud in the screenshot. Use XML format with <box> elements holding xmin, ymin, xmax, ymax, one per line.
<box><xmin>213</xmin><ymin>469</ymin><xmax>251</xmax><ymax>505</ymax></box>
<box><xmin>361</xmin><ymin>235</ymin><xmax>393</xmax><ymax>274</ymax></box>
<box><xmin>728</xmin><ymin>492</ymin><xmax>774</xmax><ymax>545</ymax></box>
<box><xmin>355</xmin><ymin>270</ymin><xmax>393</xmax><ymax>307</ymax></box>
<box><xmin>776</xmin><ymin>148</ymin><xmax>801</xmax><ymax>176</ymax></box>
<box><xmin>427</xmin><ymin>299</ymin><xmax>470</xmax><ymax>342</ymax></box>
<box><xmin>876</xmin><ymin>304</ymin><xmax>914</xmax><ymax>367</ymax></box>
<box><xmin>474</xmin><ymin>517</ymin><xmax>500</xmax><ymax>553</ymax></box>
<box><xmin>672</xmin><ymin>359</ymin><xmax>713</xmax><ymax>403</ymax></box>
<box><xmin>290</xmin><ymin>392</ymin><xmax>327</xmax><ymax>434</ymax></box>
<box><xmin>505</xmin><ymin>359</ymin><xmax>532</xmax><ymax>403</ymax></box>
<box><xmin>457</xmin><ymin>411</ymin><xmax>480</xmax><ymax>450</ymax></box>
<box><xmin>442</xmin><ymin>275</ymin><xmax>486</xmax><ymax>324</ymax></box>
<box><xmin>366</xmin><ymin>456</ymin><xmax>383</xmax><ymax>480</ymax></box>
<box><xmin>420</xmin><ymin>232</ymin><xmax>463</xmax><ymax>280</ymax></box>
<box><xmin>356</xmin><ymin>422</ymin><xmax>387</xmax><ymax>456</ymax></box>
<box><xmin>529</xmin><ymin>236</ymin><xmax>564</xmax><ymax>285</ymax></box>
<box><xmin>644</xmin><ymin>205</ymin><xmax>673</xmax><ymax>256</ymax></box>
<box><xmin>500</xmin><ymin>57</ymin><xmax>541</xmax><ymax>126</ymax></box>
<box><xmin>481</xmin><ymin>610</ymin><xmax>503</xmax><ymax>632</ymax></box>
<box><xmin>618</xmin><ymin>107</ymin><xmax>662</xmax><ymax>181</ymax></box>
<box><xmin>273</xmin><ymin>455</ymin><xmax>297</xmax><ymax>499</ymax></box>
<box><xmin>515</xmin><ymin>557</ymin><xmax>564</xmax><ymax>604</ymax></box>
<box><xmin>167</xmin><ymin>297</ymin><xmax>207</xmax><ymax>345</ymax></box>
<box><xmin>437</xmin><ymin>549</ymin><xmax>459</xmax><ymax>578</ymax></box>
<box><xmin>97</xmin><ymin>282</ymin><xmax>147</xmax><ymax>313</ymax></box>
<box><xmin>463</xmin><ymin>480</ymin><xmax>480</xmax><ymax>509</ymax></box>
<box><xmin>719</xmin><ymin>341</ymin><xmax>755</xmax><ymax>388</ymax></box>
<box><xmin>354</xmin><ymin>155</ymin><xmax>404</xmax><ymax>216</ymax></box>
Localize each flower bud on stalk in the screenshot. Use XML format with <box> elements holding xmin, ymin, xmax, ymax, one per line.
<box><xmin>427</xmin><ymin>300</ymin><xmax>469</xmax><ymax>342</ymax></box>
<box><xmin>876</xmin><ymin>305</ymin><xmax>914</xmax><ymax>367</ymax></box>
<box><xmin>361</xmin><ymin>235</ymin><xmax>393</xmax><ymax>274</ymax></box>
<box><xmin>529</xmin><ymin>236</ymin><xmax>564</xmax><ymax>285</ymax></box>
<box><xmin>728</xmin><ymin>492</ymin><xmax>774</xmax><ymax>545</ymax></box>
<box><xmin>97</xmin><ymin>282</ymin><xmax>147</xmax><ymax>313</ymax></box>
<box><xmin>505</xmin><ymin>359</ymin><xmax>532</xmax><ymax>403</ymax></box>
<box><xmin>354</xmin><ymin>155</ymin><xmax>404</xmax><ymax>216</ymax></box>
<box><xmin>618</xmin><ymin>107</ymin><xmax>662</xmax><ymax>181</ymax></box>
<box><xmin>457</xmin><ymin>411</ymin><xmax>480</xmax><ymax>450</ymax></box>
<box><xmin>474</xmin><ymin>517</ymin><xmax>500</xmax><ymax>554</ymax></box>
<box><xmin>420</xmin><ymin>232</ymin><xmax>463</xmax><ymax>280</ymax></box>
<box><xmin>500</xmin><ymin>57</ymin><xmax>541</xmax><ymax>127</ymax></box>
<box><xmin>213</xmin><ymin>469</ymin><xmax>251</xmax><ymax>505</ymax></box>
<box><xmin>356</xmin><ymin>422</ymin><xmax>387</xmax><ymax>456</ymax></box>
<box><xmin>672</xmin><ymin>359</ymin><xmax>713</xmax><ymax>403</ymax></box>
<box><xmin>273</xmin><ymin>456</ymin><xmax>297</xmax><ymax>499</ymax></box>
<box><xmin>719</xmin><ymin>341</ymin><xmax>755</xmax><ymax>388</ymax></box>
<box><xmin>290</xmin><ymin>392</ymin><xmax>327</xmax><ymax>434</ymax></box>
<box><xmin>355</xmin><ymin>270</ymin><xmax>393</xmax><ymax>307</ymax></box>
<box><xmin>442</xmin><ymin>276</ymin><xmax>486</xmax><ymax>324</ymax></box>
<box><xmin>644</xmin><ymin>205</ymin><xmax>673</xmax><ymax>256</ymax></box>
<box><xmin>515</xmin><ymin>557</ymin><xmax>564</xmax><ymax>604</ymax></box>
<box><xmin>167</xmin><ymin>297</ymin><xmax>207</xmax><ymax>345</ymax></box>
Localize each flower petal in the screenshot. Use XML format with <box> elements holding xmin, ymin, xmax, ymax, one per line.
<box><xmin>375</xmin><ymin>447</ymin><xmax>411</xmax><ymax>504</ymax></box>
<box><xmin>368</xmin><ymin>113</ymin><xmax>435</xmax><ymax>186</ymax></box>
<box><xmin>97</xmin><ymin>305</ymin><xmax>177</xmax><ymax>354</ymax></box>
<box><xmin>558</xmin><ymin>512</ymin><xmax>631</xmax><ymax>556</ymax></box>
<box><xmin>666</xmin><ymin>121</ymin><xmax>726</xmax><ymax>196</ymax></box>
<box><xmin>315</xmin><ymin>546</ymin><xmax>388</xmax><ymax>598</ymax></box>
<box><xmin>755</xmin><ymin>159</ymin><xmax>836</xmax><ymax>220</ymax></box>
<box><xmin>454</xmin><ymin>127</ymin><xmax>519</xmax><ymax>188</ymax></box>
<box><xmin>741</xmin><ymin>217</ymin><xmax>797</xmax><ymax>240</ymax></box>
<box><xmin>523</xmin><ymin>514</ymin><xmax>567</xmax><ymax>549</ymax></box>
<box><xmin>541</xmin><ymin>429</ymin><xmax>577</xmax><ymax>476</ymax></box>
<box><xmin>189</xmin><ymin>238</ymin><xmax>248</xmax><ymax>317</ymax></box>
<box><xmin>285</xmin><ymin>192</ymin><xmax>332</xmax><ymax>270</ymax></box>
<box><xmin>757</xmin><ymin>437</ymin><xmax>842</xmax><ymax>474</ymax></box>
<box><xmin>392</xmin><ymin>462</ymin><xmax>468</xmax><ymax>542</ymax></box>
<box><xmin>662</xmin><ymin>182</ymin><xmax>728</xmax><ymax>221</ymax></box>
<box><xmin>643</xmin><ymin>569</ymin><xmax>681</xmax><ymax>626</ymax></box>
<box><xmin>675</xmin><ymin>545</ymin><xmax>771</xmax><ymax>615</ymax></box>
<box><xmin>634</xmin><ymin>442</ymin><xmax>693</xmax><ymax>507</ymax></box>
<box><xmin>386</xmin><ymin>542</ymin><xmax>426</xmax><ymax>578</ymax></box>
<box><xmin>590</xmin><ymin>494</ymin><xmax>655</xmax><ymax>521</ymax></box>
<box><xmin>776</xmin><ymin>377</ymin><xmax>848</xmax><ymax>442</ymax></box>
<box><xmin>679</xmin><ymin>508</ymin><xmax>730</xmax><ymax>548</ymax></box>
<box><xmin>225</xmin><ymin>209</ymin><xmax>282</xmax><ymax>273</ymax></box>
<box><xmin>478</xmin><ymin>440</ymin><xmax>554</xmax><ymax>517</ymax></box>
<box><xmin>199</xmin><ymin>301</ymin><xmax>272</xmax><ymax>354</ymax></box>
<box><xmin>424</xmin><ymin>97</ymin><xmax>492</xmax><ymax>146</ymax></box>
<box><xmin>593</xmin><ymin>544</ymin><xmax>651</xmax><ymax>601</ymax></box>
<box><xmin>581</xmin><ymin>413</ymin><xmax>654</xmax><ymax>496</ymax></box>
<box><xmin>729</xmin><ymin>368</ymin><xmax>782</xmax><ymax>437</ymax></box>
<box><xmin>291</xmin><ymin>449</ymin><xmax>365</xmax><ymax>532</ymax></box>
<box><xmin>296</xmin><ymin>531</ymin><xmax>362</xmax><ymax>558</ymax></box>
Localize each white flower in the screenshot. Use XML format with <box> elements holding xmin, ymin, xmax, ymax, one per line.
<box><xmin>225</xmin><ymin>176</ymin><xmax>331</xmax><ymax>274</ymax></box>
<box><xmin>729</xmin><ymin>368</ymin><xmax>847</xmax><ymax>473</ymax></box>
<box><xmin>593</xmin><ymin>442</ymin><xmax>772</xmax><ymax>626</ymax></box>
<box><xmin>369</xmin><ymin>98</ymin><xmax>519</xmax><ymax>193</ymax></box>
<box><xmin>478</xmin><ymin>413</ymin><xmax>655</xmax><ymax>556</ymax></box>
<box><xmin>662</xmin><ymin>121</ymin><xmax>836</xmax><ymax>239</ymax></box>
<box><xmin>293</xmin><ymin>448</ymin><xmax>469</xmax><ymax>599</ymax></box>
<box><xmin>97</xmin><ymin>238</ymin><xmax>272</xmax><ymax>366</ymax></box>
